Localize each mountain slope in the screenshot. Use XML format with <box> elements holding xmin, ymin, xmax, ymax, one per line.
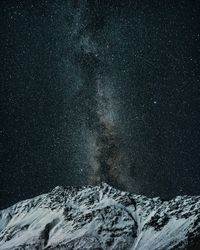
<box><xmin>0</xmin><ymin>183</ymin><xmax>200</xmax><ymax>250</ymax></box>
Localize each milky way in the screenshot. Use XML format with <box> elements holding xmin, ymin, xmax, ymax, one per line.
<box><xmin>87</xmin><ymin>76</ymin><xmax>132</xmax><ymax>189</ymax></box>
<box><xmin>69</xmin><ymin>1</ymin><xmax>135</xmax><ymax>190</ymax></box>
<box><xmin>1</xmin><ymin>0</ymin><xmax>200</xmax><ymax>209</ymax></box>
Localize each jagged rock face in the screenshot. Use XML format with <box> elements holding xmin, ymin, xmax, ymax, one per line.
<box><xmin>0</xmin><ymin>184</ymin><xmax>200</xmax><ymax>250</ymax></box>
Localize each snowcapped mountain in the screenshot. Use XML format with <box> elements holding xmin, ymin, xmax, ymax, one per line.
<box><xmin>0</xmin><ymin>183</ymin><xmax>200</xmax><ymax>250</ymax></box>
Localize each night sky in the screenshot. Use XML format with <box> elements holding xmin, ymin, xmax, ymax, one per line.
<box><xmin>1</xmin><ymin>0</ymin><xmax>200</xmax><ymax>209</ymax></box>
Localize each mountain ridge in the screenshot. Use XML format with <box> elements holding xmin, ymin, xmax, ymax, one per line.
<box><xmin>0</xmin><ymin>183</ymin><xmax>200</xmax><ymax>250</ymax></box>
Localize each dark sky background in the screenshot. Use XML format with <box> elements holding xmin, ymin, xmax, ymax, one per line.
<box><xmin>1</xmin><ymin>0</ymin><xmax>200</xmax><ymax>209</ymax></box>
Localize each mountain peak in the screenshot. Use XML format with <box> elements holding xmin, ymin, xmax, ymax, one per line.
<box><xmin>0</xmin><ymin>184</ymin><xmax>200</xmax><ymax>249</ymax></box>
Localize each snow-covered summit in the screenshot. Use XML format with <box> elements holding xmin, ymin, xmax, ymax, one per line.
<box><xmin>0</xmin><ymin>183</ymin><xmax>200</xmax><ymax>249</ymax></box>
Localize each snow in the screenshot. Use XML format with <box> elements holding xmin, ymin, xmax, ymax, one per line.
<box><xmin>0</xmin><ymin>183</ymin><xmax>200</xmax><ymax>250</ymax></box>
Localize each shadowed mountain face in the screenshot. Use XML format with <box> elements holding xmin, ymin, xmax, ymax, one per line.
<box><xmin>0</xmin><ymin>183</ymin><xmax>200</xmax><ymax>250</ymax></box>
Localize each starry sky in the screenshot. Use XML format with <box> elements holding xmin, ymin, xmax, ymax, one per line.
<box><xmin>1</xmin><ymin>0</ymin><xmax>200</xmax><ymax>209</ymax></box>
